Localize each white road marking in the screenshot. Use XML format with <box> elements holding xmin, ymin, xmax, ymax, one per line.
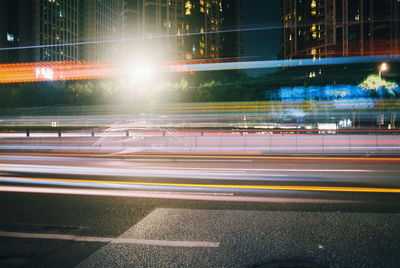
<box><xmin>0</xmin><ymin>163</ymin><xmax>380</xmax><ymax>175</ymax></box>
<box><xmin>0</xmin><ymin>231</ymin><xmax>219</xmax><ymax>248</ymax></box>
<box><xmin>158</xmin><ymin>167</ymin><xmax>375</xmax><ymax>173</ymax></box>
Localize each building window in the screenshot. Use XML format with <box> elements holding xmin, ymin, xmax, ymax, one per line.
<box><xmin>185</xmin><ymin>1</ymin><xmax>192</xmax><ymax>15</ymax></box>
<box><xmin>312</xmin><ymin>32</ymin><xmax>317</xmax><ymax>39</ymax></box>
<box><xmin>311</xmin><ymin>24</ymin><xmax>316</xmax><ymax>32</ymax></box>
<box><xmin>311</xmin><ymin>0</ymin><xmax>316</xmax><ymax>8</ymax></box>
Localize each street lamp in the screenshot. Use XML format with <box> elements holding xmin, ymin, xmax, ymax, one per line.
<box><xmin>379</xmin><ymin>62</ymin><xmax>388</xmax><ymax>79</ymax></box>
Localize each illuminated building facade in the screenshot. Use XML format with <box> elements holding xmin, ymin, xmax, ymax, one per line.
<box><xmin>122</xmin><ymin>0</ymin><xmax>186</xmax><ymax>60</ymax></box>
<box><xmin>183</xmin><ymin>0</ymin><xmax>223</xmax><ymax>59</ymax></box>
<box><xmin>123</xmin><ymin>0</ymin><xmax>225</xmax><ymax>60</ymax></box>
<box><xmin>282</xmin><ymin>0</ymin><xmax>400</xmax><ymax>60</ymax></box>
<box><xmin>79</xmin><ymin>0</ymin><xmax>124</xmax><ymax>63</ymax></box>
<box><xmin>0</xmin><ymin>0</ymin><xmax>79</xmax><ymax>63</ymax></box>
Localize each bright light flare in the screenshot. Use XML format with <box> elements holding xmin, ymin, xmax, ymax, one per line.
<box><xmin>128</xmin><ymin>61</ymin><xmax>156</xmax><ymax>84</ymax></box>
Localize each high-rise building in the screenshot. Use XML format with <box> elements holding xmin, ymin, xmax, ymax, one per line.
<box><xmin>120</xmin><ymin>0</ymin><xmax>185</xmax><ymax>61</ymax></box>
<box><xmin>79</xmin><ymin>0</ymin><xmax>124</xmax><ymax>63</ymax></box>
<box><xmin>183</xmin><ymin>0</ymin><xmax>223</xmax><ymax>59</ymax></box>
<box><xmin>0</xmin><ymin>0</ymin><xmax>124</xmax><ymax>64</ymax></box>
<box><xmin>122</xmin><ymin>0</ymin><xmax>142</xmax><ymax>39</ymax></box>
<box><xmin>1</xmin><ymin>0</ymin><xmax>240</xmax><ymax>64</ymax></box>
<box><xmin>0</xmin><ymin>0</ymin><xmax>79</xmax><ymax>63</ymax></box>
<box><xmin>122</xmin><ymin>0</ymin><xmax>225</xmax><ymax>61</ymax></box>
<box><xmin>282</xmin><ymin>0</ymin><xmax>400</xmax><ymax>60</ymax></box>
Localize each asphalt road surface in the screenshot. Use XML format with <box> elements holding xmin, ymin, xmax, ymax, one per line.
<box><xmin>1</xmin><ymin>151</ymin><xmax>400</xmax><ymax>267</ymax></box>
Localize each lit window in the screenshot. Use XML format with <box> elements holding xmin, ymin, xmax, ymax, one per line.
<box><xmin>311</xmin><ymin>9</ymin><xmax>316</xmax><ymax>15</ymax></box>
<box><xmin>200</xmin><ymin>49</ymin><xmax>204</xmax><ymax>55</ymax></box>
<box><xmin>186</xmin><ymin>24</ymin><xmax>189</xmax><ymax>30</ymax></box>
<box><xmin>200</xmin><ymin>0</ymin><xmax>204</xmax><ymax>5</ymax></box>
<box><xmin>312</xmin><ymin>32</ymin><xmax>317</xmax><ymax>39</ymax></box>
<box><xmin>311</xmin><ymin>0</ymin><xmax>316</xmax><ymax>8</ymax></box>
<box><xmin>200</xmin><ymin>27</ymin><xmax>204</xmax><ymax>33</ymax></box>
<box><xmin>200</xmin><ymin>6</ymin><xmax>204</xmax><ymax>12</ymax></box>
<box><xmin>311</xmin><ymin>24</ymin><xmax>316</xmax><ymax>32</ymax></box>
<box><xmin>298</xmin><ymin>16</ymin><xmax>302</xmax><ymax>22</ymax></box>
<box><xmin>185</xmin><ymin>1</ymin><xmax>192</xmax><ymax>8</ymax></box>
<box><xmin>185</xmin><ymin>0</ymin><xmax>192</xmax><ymax>15</ymax></box>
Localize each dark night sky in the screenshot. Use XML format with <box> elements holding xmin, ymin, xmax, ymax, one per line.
<box><xmin>242</xmin><ymin>1</ymin><xmax>282</xmax><ymax>60</ymax></box>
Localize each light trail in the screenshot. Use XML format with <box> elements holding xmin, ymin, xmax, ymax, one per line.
<box><xmin>1</xmin><ymin>54</ymin><xmax>400</xmax><ymax>83</ymax></box>
<box><xmin>0</xmin><ymin>185</ymin><xmax>353</xmax><ymax>203</ymax></box>
<box><xmin>2</xmin><ymin>176</ymin><xmax>400</xmax><ymax>194</ymax></box>
<box><xmin>2</xmin><ymin>152</ymin><xmax>400</xmax><ymax>162</ymax></box>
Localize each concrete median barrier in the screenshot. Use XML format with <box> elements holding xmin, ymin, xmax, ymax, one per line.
<box><xmin>1</xmin><ymin>133</ymin><xmax>400</xmax><ymax>155</ymax></box>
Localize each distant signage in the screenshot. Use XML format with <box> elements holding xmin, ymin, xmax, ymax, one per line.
<box><xmin>6</xmin><ymin>33</ymin><xmax>14</xmax><ymax>42</ymax></box>
<box><xmin>35</xmin><ymin>68</ymin><xmax>54</xmax><ymax>80</ymax></box>
<box><xmin>318</xmin><ymin>123</ymin><xmax>337</xmax><ymax>130</ymax></box>
<box><xmin>333</xmin><ymin>99</ymin><xmax>374</xmax><ymax>109</ymax></box>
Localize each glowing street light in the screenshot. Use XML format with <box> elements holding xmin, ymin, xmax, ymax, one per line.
<box><xmin>379</xmin><ymin>62</ymin><xmax>388</xmax><ymax>79</ymax></box>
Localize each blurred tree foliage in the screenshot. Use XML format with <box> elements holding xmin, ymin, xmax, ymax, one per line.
<box><xmin>1</xmin><ymin>63</ymin><xmax>399</xmax><ymax>108</ymax></box>
<box><xmin>0</xmin><ymin>81</ymin><xmax>65</xmax><ymax>108</ymax></box>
